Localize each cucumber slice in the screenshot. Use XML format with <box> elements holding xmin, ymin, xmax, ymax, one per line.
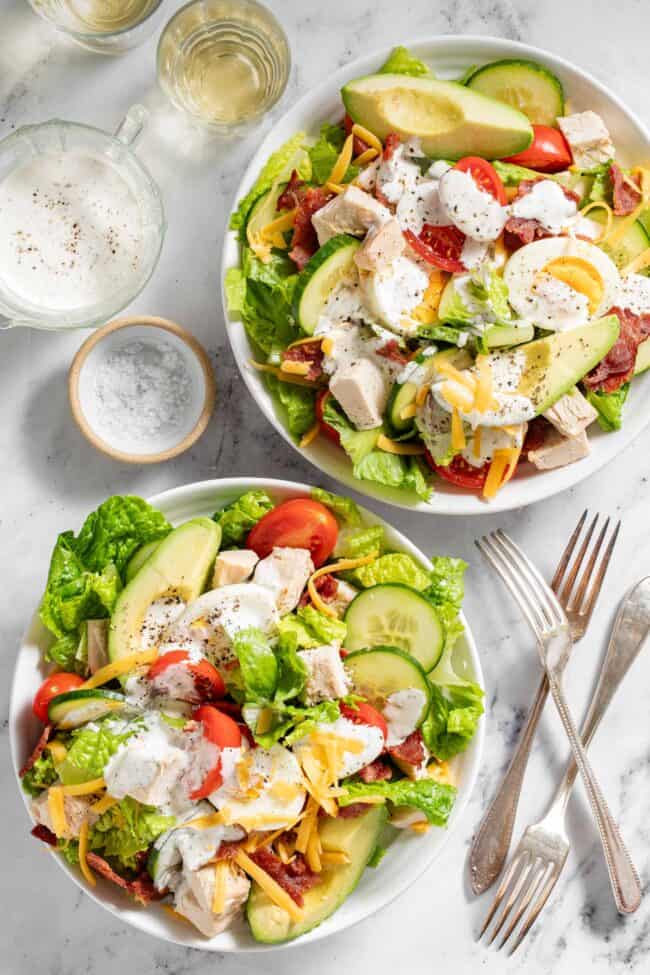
<box><xmin>48</xmin><ymin>689</ymin><xmax>126</xmax><ymax>729</ymax></box>
<box><xmin>465</xmin><ymin>59</ymin><xmax>564</xmax><ymax>127</ymax></box>
<box><xmin>386</xmin><ymin>381</ymin><xmax>418</xmax><ymax>434</ymax></box>
<box><xmin>588</xmin><ymin>210</ymin><xmax>650</xmax><ymax>269</ymax></box>
<box><xmin>344</xmin><ymin>646</ymin><xmax>431</xmax><ymax>721</ymax></box>
<box><xmin>294</xmin><ymin>234</ymin><xmax>360</xmax><ymax>334</ymax></box>
<box><xmin>247</xmin><ymin>804</ymin><xmax>387</xmax><ymax>943</ymax></box>
<box><xmin>345</xmin><ymin>583</ymin><xmax>444</xmax><ymax>671</ymax></box>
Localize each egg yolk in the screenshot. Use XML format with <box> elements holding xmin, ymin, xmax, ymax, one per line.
<box><xmin>540</xmin><ymin>256</ymin><xmax>604</xmax><ymax>313</ymax></box>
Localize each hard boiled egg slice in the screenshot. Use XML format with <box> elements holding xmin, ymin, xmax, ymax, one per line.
<box><xmin>359</xmin><ymin>256</ymin><xmax>430</xmax><ymax>336</ymax></box>
<box><xmin>209</xmin><ymin>744</ymin><xmax>306</xmax><ymax>832</ymax></box>
<box><xmin>293</xmin><ymin>715</ymin><xmax>385</xmax><ymax>779</ymax></box>
<box><xmin>504</xmin><ymin>237</ymin><xmax>620</xmax><ymax>331</ymax></box>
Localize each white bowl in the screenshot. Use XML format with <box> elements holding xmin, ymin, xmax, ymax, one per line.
<box><xmin>221</xmin><ymin>36</ymin><xmax>650</xmax><ymax>515</ymax></box>
<box><xmin>10</xmin><ymin>477</ymin><xmax>484</xmax><ymax>952</ymax></box>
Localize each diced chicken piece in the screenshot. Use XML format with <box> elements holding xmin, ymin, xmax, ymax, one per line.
<box><xmin>329</xmin><ymin>357</ymin><xmax>389</xmax><ymax>430</ymax></box>
<box><xmin>86</xmin><ymin>619</ymin><xmax>109</xmax><ymax>674</ymax></box>
<box><xmin>355</xmin><ymin>157</ymin><xmax>380</xmax><ymax>193</ymax></box>
<box><xmin>174</xmin><ymin>863</ymin><xmax>250</xmax><ymax>937</ymax></box>
<box><xmin>543</xmin><ymin>388</ymin><xmax>598</xmax><ymax>438</ymax></box>
<box><xmin>557</xmin><ymin>111</ymin><xmax>615</xmax><ymax>169</ymax></box>
<box><xmin>528</xmin><ymin>428</ymin><xmax>591</xmax><ymax>470</ymax></box>
<box><xmin>253</xmin><ymin>546</ymin><xmax>314</xmax><ymax>614</ymax></box>
<box><xmin>104</xmin><ymin>732</ymin><xmax>188</xmax><ymax>806</ymax></box>
<box><xmin>311</xmin><ymin>185</ymin><xmax>390</xmax><ymax>246</ymax></box>
<box><xmin>212</xmin><ymin>549</ymin><xmax>259</xmax><ymax>588</ymax></box>
<box><xmin>299</xmin><ymin>643</ymin><xmax>351</xmax><ymax>704</ymax></box>
<box><xmin>328</xmin><ymin>579</ymin><xmax>358</xmax><ymax>618</ymax></box>
<box><xmin>354</xmin><ymin>217</ymin><xmax>405</xmax><ymax>271</ymax></box>
<box><xmin>32</xmin><ymin>791</ymin><xmax>99</xmax><ymax>839</ymax></box>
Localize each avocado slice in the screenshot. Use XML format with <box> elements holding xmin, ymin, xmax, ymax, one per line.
<box><xmin>125</xmin><ymin>539</ymin><xmax>162</xmax><ymax>583</ymax></box>
<box><xmin>247</xmin><ymin>804</ymin><xmax>387</xmax><ymax>943</ymax></box>
<box><xmin>341</xmin><ymin>73</ymin><xmax>533</xmax><ymax>160</ymax></box>
<box><xmin>487</xmin><ymin>316</ymin><xmax>620</xmax><ymax>414</ymax></box>
<box><xmin>635</xmin><ymin>336</ymin><xmax>650</xmax><ymax>376</ymax></box>
<box><xmin>109</xmin><ymin>518</ymin><xmax>222</xmax><ymax>667</ymax></box>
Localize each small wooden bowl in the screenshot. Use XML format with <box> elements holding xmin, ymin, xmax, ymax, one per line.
<box><xmin>69</xmin><ymin>315</ymin><xmax>216</xmax><ymax>463</ymax></box>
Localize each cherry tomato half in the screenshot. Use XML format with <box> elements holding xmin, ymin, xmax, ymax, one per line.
<box><xmin>454</xmin><ymin>156</ymin><xmax>507</xmax><ymax>204</ymax></box>
<box><xmin>503</xmin><ymin>125</ymin><xmax>572</xmax><ymax>174</ymax></box>
<box><xmin>315</xmin><ymin>389</ymin><xmax>341</xmax><ymax>445</ymax></box>
<box><xmin>189</xmin><ymin>705</ymin><xmax>243</xmax><ymax>799</ymax></box>
<box><xmin>33</xmin><ymin>672</ymin><xmax>84</xmax><ymax>723</ymax></box>
<box><xmin>404</xmin><ymin>225</ymin><xmax>466</xmax><ymax>273</ymax></box>
<box><xmin>340</xmin><ymin>701</ymin><xmax>388</xmax><ymax>741</ymax></box>
<box><xmin>247</xmin><ymin>498</ymin><xmax>338</xmax><ymax>567</ymax></box>
<box><xmin>425</xmin><ymin>451</ymin><xmax>489</xmax><ymax>492</ymax></box>
<box><xmin>147</xmin><ymin>650</ymin><xmax>225</xmax><ymax>702</ymax></box>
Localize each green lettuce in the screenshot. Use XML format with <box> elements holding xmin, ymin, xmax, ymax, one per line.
<box><xmin>89</xmin><ymin>797</ymin><xmax>174</xmax><ymax>872</ymax></box>
<box><xmin>213</xmin><ymin>489</ymin><xmax>274</xmax><ymax>547</ymax></box>
<box><xmin>379</xmin><ymin>46</ymin><xmax>433</xmax><ymax>78</ymax></box>
<box><xmin>439</xmin><ymin>268</ymin><xmax>512</xmax><ymax>329</ymax></box>
<box><xmin>310</xmin><ymin>488</ymin><xmax>362</xmax><ymax>526</ymax></box>
<box><xmin>230</xmin><ymin>132</ymin><xmax>308</xmax><ymax>233</ymax></box>
<box><xmin>274</xmin><ymin>632</ymin><xmax>309</xmax><ymax>703</ymax></box>
<box><xmin>277</xmin><ymin>604</ymin><xmax>347</xmax><ymax>650</ymax></box>
<box><xmin>492</xmin><ymin>160</ymin><xmax>562</xmax><ymax>186</ymax></box>
<box><xmin>239</xmin><ymin>247</ymin><xmax>299</xmax><ymax>356</ymax></box>
<box><xmin>585</xmin><ymin>382</ymin><xmax>629</xmax><ymax>432</ymax></box>
<box><xmin>425</xmin><ymin>556</ymin><xmax>467</xmax><ymax>610</ymax></box>
<box><xmin>416</xmin><ymin>323</ymin><xmax>464</xmax><ymax>346</ymax></box>
<box><xmin>339</xmin><ymin>778</ymin><xmax>457</xmax><ymax>826</ymax></box>
<box><xmin>350</xmin><ymin>552</ymin><xmax>431</xmax><ymax>590</ymax></box>
<box><xmin>308</xmin><ymin>123</ymin><xmax>359</xmax><ymax>185</ymax></box>
<box><xmin>39</xmin><ymin>497</ymin><xmax>170</xmax><ymax>670</ymax></box>
<box><xmin>336</xmin><ymin>525</ymin><xmax>386</xmax><ymax>560</ymax></box>
<box><xmin>232</xmin><ymin>627</ymin><xmax>279</xmax><ymax>702</ymax></box>
<box><xmin>58</xmin><ymin>723</ymin><xmax>134</xmax><ymax>786</ymax></box>
<box><xmin>224</xmin><ymin>266</ymin><xmax>247</xmax><ymax>315</ymax></box>
<box><xmin>246</xmin><ymin>699</ymin><xmax>340</xmax><ymax>748</ymax></box>
<box><xmin>21</xmin><ymin>751</ymin><xmax>58</xmax><ymax>797</ymax></box>
<box><xmin>421</xmin><ymin>682</ymin><xmax>483</xmax><ymax>761</ymax></box>
<box><xmin>265</xmin><ymin>374</ymin><xmax>316</xmax><ymax>438</ymax></box>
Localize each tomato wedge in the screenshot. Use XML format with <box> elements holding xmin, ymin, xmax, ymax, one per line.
<box><xmin>404</xmin><ymin>225</ymin><xmax>466</xmax><ymax>273</ymax></box>
<box><xmin>340</xmin><ymin>701</ymin><xmax>388</xmax><ymax>741</ymax></box>
<box><xmin>503</xmin><ymin>125</ymin><xmax>572</xmax><ymax>174</ymax></box>
<box><xmin>425</xmin><ymin>451</ymin><xmax>489</xmax><ymax>491</ymax></box>
<box><xmin>247</xmin><ymin>498</ymin><xmax>338</xmax><ymax>567</ymax></box>
<box><xmin>315</xmin><ymin>389</ymin><xmax>341</xmax><ymax>445</ymax></box>
<box><xmin>147</xmin><ymin>650</ymin><xmax>225</xmax><ymax>702</ymax></box>
<box><xmin>189</xmin><ymin>705</ymin><xmax>243</xmax><ymax>799</ymax></box>
<box><xmin>454</xmin><ymin>156</ymin><xmax>507</xmax><ymax>204</ymax></box>
<box><xmin>33</xmin><ymin>672</ymin><xmax>84</xmax><ymax>723</ymax></box>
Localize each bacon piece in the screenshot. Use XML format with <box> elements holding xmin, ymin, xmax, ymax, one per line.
<box><xmin>277</xmin><ymin>170</ymin><xmax>306</xmax><ymax>211</ymax></box>
<box><xmin>337</xmin><ymin>802</ymin><xmax>370</xmax><ymax>819</ymax></box>
<box><xmin>31</xmin><ymin>823</ymin><xmax>58</xmax><ymax>847</ymax></box>
<box><xmin>281</xmin><ymin>339</ymin><xmax>324</xmax><ymax>382</ymax></box>
<box><xmin>376</xmin><ymin>339</ymin><xmax>409</xmax><ymax>365</ymax></box>
<box><xmin>288</xmin><ymin>187</ymin><xmax>334</xmax><ymax>270</ymax></box>
<box><xmin>85</xmin><ymin>852</ymin><xmax>165</xmax><ymax>904</ymax></box>
<box><xmin>19</xmin><ymin>723</ymin><xmax>53</xmax><ymax>778</ymax></box>
<box><xmin>357</xmin><ymin>758</ymin><xmax>393</xmax><ymax>783</ymax></box>
<box><xmin>503</xmin><ymin>180</ymin><xmax>580</xmax><ymax>251</ymax></box>
<box><xmin>344</xmin><ymin>114</ymin><xmax>369</xmax><ymax>157</ymax></box>
<box><xmin>388</xmin><ymin>730</ymin><xmax>426</xmax><ymax>766</ymax></box>
<box><xmin>298</xmin><ymin>571</ymin><xmax>338</xmax><ymax>608</ymax></box>
<box><xmin>249</xmin><ymin>847</ymin><xmax>319</xmax><ymax>907</ymax></box>
<box><xmin>523</xmin><ymin>417</ymin><xmax>551</xmax><ymax>458</ymax></box>
<box><xmin>383</xmin><ymin>132</ymin><xmax>401</xmax><ymax>161</ymax></box>
<box><xmin>583</xmin><ymin>306</ymin><xmax>650</xmax><ymax>392</ymax></box>
<box><xmin>610</xmin><ymin>164</ymin><xmax>642</xmax><ymax>216</ymax></box>
<box><xmin>213</xmin><ymin>840</ymin><xmax>241</xmax><ymax>862</ymax></box>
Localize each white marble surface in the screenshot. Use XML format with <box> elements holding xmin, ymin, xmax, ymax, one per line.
<box><xmin>1</xmin><ymin>1</ymin><xmax>650</xmax><ymax>972</ymax></box>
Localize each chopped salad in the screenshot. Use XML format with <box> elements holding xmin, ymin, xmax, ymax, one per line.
<box><xmin>22</xmin><ymin>490</ymin><xmax>482</xmax><ymax>944</ymax></box>
<box><xmin>226</xmin><ymin>46</ymin><xmax>650</xmax><ymax>502</ymax></box>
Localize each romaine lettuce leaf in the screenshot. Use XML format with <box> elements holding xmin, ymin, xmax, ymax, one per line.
<box><xmin>336</xmin><ymin>524</ymin><xmax>386</xmax><ymax>560</ymax></box>
<box><xmin>379</xmin><ymin>46</ymin><xmax>433</xmax><ymax>78</ymax></box>
<box><xmin>72</xmin><ymin>497</ymin><xmax>171</xmax><ymax>574</ymax></box>
<box><xmin>232</xmin><ymin>626</ymin><xmax>279</xmax><ymax>702</ymax></box>
<box><xmin>58</xmin><ymin>723</ymin><xmax>133</xmax><ymax>785</ymax></box>
<box><xmin>277</xmin><ymin>604</ymin><xmax>347</xmax><ymax>650</ymax></box>
<box><xmin>585</xmin><ymin>382</ymin><xmax>629</xmax><ymax>432</ymax></box>
<box><xmin>274</xmin><ymin>632</ymin><xmax>309</xmax><ymax>703</ymax></box>
<box><xmin>265</xmin><ymin>373</ymin><xmax>316</xmax><ymax>438</ymax></box>
<box><xmin>350</xmin><ymin>552</ymin><xmax>431</xmax><ymax>590</ymax></box>
<box><xmin>212</xmin><ymin>489</ymin><xmax>274</xmax><ymax>547</ymax></box>
<box><xmin>89</xmin><ymin>797</ymin><xmax>174</xmax><ymax>872</ymax></box>
<box><xmin>421</xmin><ymin>682</ymin><xmax>483</xmax><ymax>761</ymax></box>
<box><xmin>21</xmin><ymin>751</ymin><xmax>58</xmax><ymax>797</ymax></box>
<box><xmin>246</xmin><ymin>699</ymin><xmax>340</xmax><ymax>748</ymax></box>
<box><xmin>310</xmin><ymin>488</ymin><xmax>362</xmax><ymax>527</ymax></box>
<box><xmin>230</xmin><ymin>133</ymin><xmax>308</xmax><ymax>233</ymax></box>
<box><xmin>224</xmin><ymin>266</ymin><xmax>247</xmax><ymax>315</ymax></box>
<box><xmin>309</xmin><ymin>123</ymin><xmax>359</xmax><ymax>185</ymax></box>
<box><xmin>425</xmin><ymin>556</ymin><xmax>467</xmax><ymax>610</ymax></box>
<box><xmin>239</xmin><ymin>247</ymin><xmax>299</xmax><ymax>355</ymax></box>
<box><xmin>339</xmin><ymin>778</ymin><xmax>457</xmax><ymax>826</ymax></box>
<box><xmin>440</xmin><ymin>268</ymin><xmax>512</xmax><ymax>328</ymax></box>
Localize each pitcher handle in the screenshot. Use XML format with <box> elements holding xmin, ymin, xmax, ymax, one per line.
<box><xmin>114</xmin><ymin>104</ymin><xmax>148</xmax><ymax>148</ymax></box>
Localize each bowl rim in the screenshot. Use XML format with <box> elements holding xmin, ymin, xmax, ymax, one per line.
<box><xmin>9</xmin><ymin>475</ymin><xmax>485</xmax><ymax>952</ymax></box>
<box><xmin>220</xmin><ymin>33</ymin><xmax>650</xmax><ymax>516</ymax></box>
<box><xmin>68</xmin><ymin>315</ymin><xmax>216</xmax><ymax>463</ymax></box>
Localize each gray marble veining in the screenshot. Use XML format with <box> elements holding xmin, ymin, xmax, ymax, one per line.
<box><xmin>1</xmin><ymin>0</ymin><xmax>650</xmax><ymax>972</ymax></box>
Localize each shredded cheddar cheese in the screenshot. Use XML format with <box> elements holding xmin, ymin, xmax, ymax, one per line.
<box><xmin>307</xmin><ymin>553</ymin><xmax>377</xmax><ymax>617</ymax></box>
<box><xmin>473</xmin><ymin>356</ymin><xmax>496</xmax><ymax>413</ymax></box>
<box><xmin>45</xmin><ymin>740</ymin><xmax>68</xmax><ymax>765</ymax></box>
<box><xmin>61</xmin><ymin>778</ymin><xmax>106</xmax><ymax>797</ymax></box>
<box><xmin>325</xmin><ymin>181</ymin><xmax>345</xmax><ymax>195</ymax></box>
<box><xmin>90</xmin><ymin>794</ymin><xmax>119</xmax><ymax>815</ymax></box>
<box><xmin>353</xmin><ymin>147</ymin><xmax>379</xmax><ymax>167</ymax></box>
<box><xmin>409</xmin><ymin>821</ymin><xmax>431</xmax><ymax>834</ymax></box>
<box><xmin>415</xmin><ymin>383</ymin><xmax>431</xmax><ymax>407</ymax></box>
<box><xmin>321</xmin><ymin>337</ymin><xmax>334</xmax><ymax>356</ymax></box>
<box><xmin>579</xmin><ymin>200</ymin><xmax>613</xmax><ymax>242</ymax></box>
<box><xmin>249</xmin><ymin>360</ymin><xmax>322</xmax><ymax>388</ymax></box>
<box><xmin>260</xmin><ymin>208</ymin><xmax>296</xmax><ymax>240</ymax></box>
<box><xmin>622</xmin><ymin>245</ymin><xmax>650</xmax><ymax>276</ymax></box>
<box><xmin>276</xmin><ymin>840</ymin><xmax>292</xmax><ymax>864</ymax></box>
<box><xmin>450</xmin><ymin>408</ymin><xmax>466</xmax><ymax>451</ymax></box>
<box><xmin>320</xmin><ymin>850</ymin><xmax>350</xmax><ymax>866</ymax></box>
<box><xmin>48</xmin><ymin>786</ymin><xmax>67</xmax><ymax>838</ymax></box>
<box><xmin>306</xmin><ymin>828</ymin><xmax>322</xmax><ymax>873</ymax></box>
<box><xmin>82</xmin><ymin>648</ymin><xmax>158</xmax><ymax>689</ymax></box>
<box><xmin>212</xmin><ymin>860</ymin><xmax>229</xmax><ymax>914</ymax></box>
<box><xmin>376</xmin><ymin>434</ymin><xmax>425</xmax><ymax>455</ymax></box>
<box><xmin>351</xmin><ymin>123</ymin><xmax>383</xmax><ymax>153</ymax></box>
<box><xmin>280</xmin><ymin>360</ymin><xmax>311</xmax><ymax>377</ymax></box>
<box><xmin>234</xmin><ymin>849</ymin><xmax>304</xmax><ymax>922</ymax></box>
<box><xmin>473</xmin><ymin>427</ymin><xmax>482</xmax><ymax>460</ymax></box>
<box><xmin>400</xmin><ymin>403</ymin><xmax>418</xmax><ymax>421</ymax></box>
<box><xmin>328</xmin><ymin>133</ymin><xmax>354</xmax><ymax>185</ymax></box>
<box><xmin>78</xmin><ymin>818</ymin><xmax>96</xmax><ymax>886</ymax></box>
<box><xmin>299</xmin><ymin>421</ymin><xmax>321</xmax><ymax>448</ymax></box>
<box><xmin>439</xmin><ymin>380</ymin><xmax>474</xmax><ymax>413</ymax></box>
<box><xmin>295</xmin><ymin>797</ymin><xmax>319</xmax><ymax>854</ymax></box>
<box><xmin>182</xmin><ymin>812</ymin><xmax>225</xmax><ymax>830</ymax></box>
<box><xmin>483</xmin><ymin>446</ymin><xmax>522</xmax><ymax>499</ymax></box>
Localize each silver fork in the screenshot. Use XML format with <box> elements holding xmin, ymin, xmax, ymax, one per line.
<box><xmin>470</xmin><ymin>511</ymin><xmax>619</xmax><ymax>895</ymax></box>
<box><xmin>478</xmin><ymin>574</ymin><xmax>650</xmax><ymax>954</ymax></box>
<box><xmin>476</xmin><ymin>530</ymin><xmax>642</xmax><ymax>926</ymax></box>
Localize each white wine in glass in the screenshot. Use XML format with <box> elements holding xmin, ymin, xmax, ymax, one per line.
<box><xmin>27</xmin><ymin>0</ymin><xmax>163</xmax><ymax>51</ymax></box>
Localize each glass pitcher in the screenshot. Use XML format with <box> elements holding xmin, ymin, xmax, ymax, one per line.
<box><xmin>0</xmin><ymin>105</ymin><xmax>165</xmax><ymax>331</ymax></box>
